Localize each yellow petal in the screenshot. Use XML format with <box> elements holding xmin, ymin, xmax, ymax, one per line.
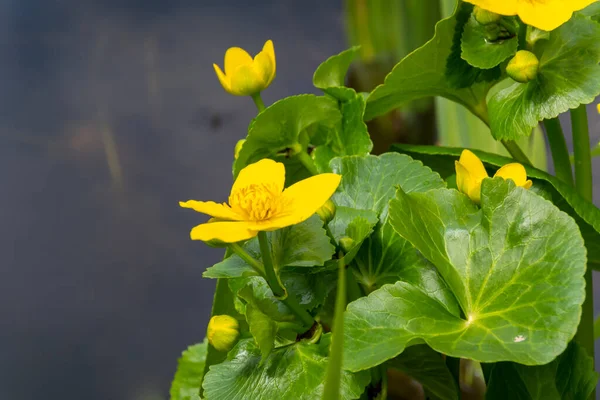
<box><xmin>179</xmin><ymin>200</ymin><xmax>243</xmax><ymax>221</ymax></box>
<box><xmin>213</xmin><ymin>63</ymin><xmax>231</xmax><ymax>93</ymax></box>
<box><xmin>463</xmin><ymin>0</ymin><xmax>518</xmax><ymax>15</ymax></box>
<box><xmin>231</xmin><ymin>158</ymin><xmax>286</xmax><ymax>195</ymax></box>
<box><xmin>229</xmin><ymin>64</ymin><xmax>265</xmax><ymax>96</ymax></box>
<box><xmin>517</xmin><ymin>0</ymin><xmax>572</xmax><ymax>31</ymax></box>
<box><xmin>190</xmin><ymin>220</ymin><xmax>257</xmax><ymax>243</ymax></box>
<box><xmin>224</xmin><ymin>47</ymin><xmax>253</xmax><ymax>76</ymax></box>
<box><xmin>262</xmin><ymin>40</ymin><xmax>276</xmax><ymax>85</ymax></box>
<box><xmin>253</xmin><ymin>173</ymin><xmax>342</xmax><ymax>230</ymax></box>
<box><xmin>458</xmin><ymin>149</ymin><xmax>488</xmax><ymax>181</ymax></box>
<box><xmin>468</xmin><ymin>180</ymin><xmax>483</xmax><ymax>204</ymax></box>
<box><xmin>253</xmin><ymin>50</ymin><xmax>275</xmax><ymax>88</ymax></box>
<box><xmin>494</xmin><ymin>163</ymin><xmax>530</xmax><ymax>187</ymax></box>
<box><xmin>455</xmin><ymin>160</ymin><xmax>471</xmax><ymax>195</ymax></box>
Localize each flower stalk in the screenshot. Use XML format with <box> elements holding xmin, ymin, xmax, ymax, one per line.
<box><xmin>296</xmin><ymin>150</ymin><xmax>319</xmax><ymax>176</ymax></box>
<box><xmin>257</xmin><ymin>231</ymin><xmax>315</xmax><ymax>329</ymax></box>
<box><xmin>251</xmin><ymin>93</ymin><xmax>266</xmax><ymax>112</ymax></box>
<box><xmin>543</xmin><ymin>118</ymin><xmax>574</xmax><ymax>186</ymax></box>
<box><xmin>571</xmin><ymin>105</ymin><xmax>594</xmax><ymax>381</ymax></box>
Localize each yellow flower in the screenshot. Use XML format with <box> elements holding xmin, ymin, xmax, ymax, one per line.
<box><xmin>207</xmin><ymin>315</ymin><xmax>239</xmax><ymax>352</ymax></box>
<box><xmin>213</xmin><ymin>40</ymin><xmax>276</xmax><ymax>96</ymax></box>
<box><xmin>464</xmin><ymin>0</ymin><xmax>598</xmax><ymax>31</ymax></box>
<box><xmin>455</xmin><ymin>149</ymin><xmax>532</xmax><ymax>203</ymax></box>
<box><xmin>180</xmin><ymin>159</ymin><xmax>341</xmax><ymax>243</ymax></box>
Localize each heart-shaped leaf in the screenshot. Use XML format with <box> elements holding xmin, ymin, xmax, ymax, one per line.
<box><xmin>461</xmin><ymin>14</ymin><xmax>518</xmax><ymax>69</ymax></box>
<box><xmin>344</xmin><ymin>178</ymin><xmax>586</xmax><ymax>371</ymax></box>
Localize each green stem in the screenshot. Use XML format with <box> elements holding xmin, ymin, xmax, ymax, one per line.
<box><xmin>501</xmin><ymin>140</ymin><xmax>531</xmax><ymax>166</ymax></box>
<box><xmin>571</xmin><ymin>106</ymin><xmax>594</xmax><ymax>392</ymax></box>
<box><xmin>257</xmin><ymin>231</ymin><xmax>315</xmax><ymax>329</ymax></box>
<box><xmin>229</xmin><ymin>243</ymin><xmax>264</xmax><ymax>275</ymax></box>
<box><xmin>296</xmin><ymin>151</ymin><xmax>319</xmax><ymax>176</ymax></box>
<box><xmin>322</xmin><ymin>256</ymin><xmax>347</xmax><ymax>400</ymax></box>
<box><xmin>572</xmin><ymin>106</ymin><xmax>593</xmax><ymax>201</ymax></box>
<box><xmin>543</xmin><ymin>118</ymin><xmax>574</xmax><ymax>186</ymax></box>
<box><xmin>251</xmin><ymin>92</ymin><xmax>266</xmax><ymax>112</ymax></box>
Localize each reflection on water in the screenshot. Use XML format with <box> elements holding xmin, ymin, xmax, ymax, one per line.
<box><xmin>1</xmin><ymin>1</ymin><xmax>599</xmax><ymax>399</ymax></box>
<box><xmin>1</xmin><ymin>1</ymin><xmax>343</xmax><ymax>399</ymax></box>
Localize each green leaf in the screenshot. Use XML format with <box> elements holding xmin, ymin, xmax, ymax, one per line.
<box><xmin>330</xmin><ymin>153</ymin><xmax>445</xmax><ymax>217</ymax></box>
<box><xmin>344</xmin><ymin>178</ymin><xmax>586</xmax><ymax>371</ymax></box>
<box><xmin>170</xmin><ymin>340</ymin><xmax>208</xmax><ymax>400</ymax></box>
<box><xmin>313</xmin><ymin>46</ymin><xmax>361</xmax><ymax>100</ymax></box>
<box><xmin>388</xmin><ymin>345</ymin><xmax>459</xmax><ymax>400</ymax></box>
<box><xmin>365</xmin><ymin>3</ymin><xmax>498</xmax><ymax>122</ymax></box>
<box><xmin>233</xmin><ymin>95</ymin><xmax>340</xmax><ymax>176</ymax></box>
<box><xmin>485</xmin><ymin>342</ymin><xmax>598</xmax><ymax>400</ymax></box>
<box><xmin>461</xmin><ymin>15</ymin><xmax>518</xmax><ymax>69</ymax></box>
<box><xmin>488</xmin><ymin>14</ymin><xmax>600</xmax><ymax>140</ymax></box>
<box><xmin>204</xmin><ymin>215</ymin><xmax>335</xmax><ymax>278</ymax></box>
<box><xmin>245</xmin><ymin>302</ymin><xmax>278</xmax><ymax>360</ymax></box>
<box><xmin>313</xmin><ymin>92</ymin><xmax>373</xmax><ymax>172</ymax></box>
<box><xmin>391</xmin><ymin>144</ymin><xmax>600</xmax><ymax>269</ymax></box>
<box><xmin>202</xmin><ymin>335</ymin><xmax>370</xmax><ymax>400</ymax></box>
<box><xmin>352</xmin><ymin>219</ymin><xmax>460</xmax><ymax>316</ymax></box>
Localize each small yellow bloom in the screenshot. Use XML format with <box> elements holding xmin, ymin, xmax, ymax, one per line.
<box><xmin>213</xmin><ymin>40</ymin><xmax>276</xmax><ymax>96</ymax></box>
<box><xmin>316</xmin><ymin>199</ymin><xmax>336</xmax><ymax>223</ymax></box>
<box><xmin>464</xmin><ymin>0</ymin><xmax>598</xmax><ymax>31</ymax></box>
<box><xmin>180</xmin><ymin>159</ymin><xmax>341</xmax><ymax>243</ymax></box>
<box><xmin>455</xmin><ymin>150</ymin><xmax>532</xmax><ymax>203</ymax></box>
<box><xmin>207</xmin><ymin>315</ymin><xmax>239</xmax><ymax>352</ymax></box>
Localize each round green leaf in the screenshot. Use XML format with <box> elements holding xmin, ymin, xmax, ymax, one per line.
<box><xmin>344</xmin><ymin>178</ymin><xmax>586</xmax><ymax>371</ymax></box>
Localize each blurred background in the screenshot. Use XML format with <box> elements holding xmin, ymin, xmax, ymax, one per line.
<box><xmin>1</xmin><ymin>1</ymin><xmax>598</xmax><ymax>399</ymax></box>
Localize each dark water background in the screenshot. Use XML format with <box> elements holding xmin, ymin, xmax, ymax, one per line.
<box><xmin>1</xmin><ymin>1</ymin><xmax>599</xmax><ymax>399</ymax></box>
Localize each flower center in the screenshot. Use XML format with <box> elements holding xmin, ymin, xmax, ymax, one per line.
<box><xmin>229</xmin><ymin>182</ymin><xmax>282</xmax><ymax>221</ymax></box>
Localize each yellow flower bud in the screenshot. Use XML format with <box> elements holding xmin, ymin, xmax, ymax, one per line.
<box><xmin>207</xmin><ymin>315</ymin><xmax>239</xmax><ymax>352</ymax></box>
<box><xmin>455</xmin><ymin>150</ymin><xmax>489</xmax><ymax>204</ymax></box>
<box><xmin>473</xmin><ymin>6</ymin><xmax>502</xmax><ymax>25</ymax></box>
<box><xmin>213</xmin><ymin>40</ymin><xmax>276</xmax><ymax>96</ymax></box>
<box><xmin>339</xmin><ymin>236</ymin><xmax>355</xmax><ymax>253</ymax></box>
<box><xmin>234</xmin><ymin>139</ymin><xmax>246</xmax><ymax>160</ymax></box>
<box><xmin>455</xmin><ymin>150</ymin><xmax>533</xmax><ymax>204</ymax></box>
<box><xmin>316</xmin><ymin>200</ymin><xmax>336</xmax><ymax>223</ymax></box>
<box><xmin>506</xmin><ymin>50</ymin><xmax>539</xmax><ymax>83</ymax></box>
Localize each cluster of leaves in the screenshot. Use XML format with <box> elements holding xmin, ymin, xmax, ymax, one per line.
<box><xmin>171</xmin><ymin>2</ymin><xmax>600</xmax><ymax>399</ymax></box>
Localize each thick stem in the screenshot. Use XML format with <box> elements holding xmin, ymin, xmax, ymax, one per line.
<box><xmin>251</xmin><ymin>92</ymin><xmax>266</xmax><ymax>112</ymax></box>
<box><xmin>571</xmin><ymin>106</ymin><xmax>594</xmax><ymax>389</ymax></box>
<box><xmin>257</xmin><ymin>231</ymin><xmax>315</xmax><ymax>328</ymax></box>
<box><xmin>322</xmin><ymin>255</ymin><xmax>347</xmax><ymax>399</ymax></box>
<box><xmin>572</xmin><ymin>106</ymin><xmax>593</xmax><ymax>201</ymax></box>
<box><xmin>501</xmin><ymin>140</ymin><xmax>532</xmax><ymax>166</ymax></box>
<box><xmin>229</xmin><ymin>243</ymin><xmax>264</xmax><ymax>275</ymax></box>
<box><xmin>296</xmin><ymin>151</ymin><xmax>319</xmax><ymax>176</ymax></box>
<box><xmin>543</xmin><ymin>118</ymin><xmax>574</xmax><ymax>186</ymax></box>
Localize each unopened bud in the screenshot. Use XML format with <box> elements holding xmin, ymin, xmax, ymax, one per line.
<box><xmin>473</xmin><ymin>6</ymin><xmax>502</xmax><ymax>25</ymax></box>
<box><xmin>316</xmin><ymin>200</ymin><xmax>336</xmax><ymax>223</ymax></box>
<box><xmin>207</xmin><ymin>315</ymin><xmax>239</xmax><ymax>352</ymax></box>
<box><xmin>234</xmin><ymin>139</ymin><xmax>246</xmax><ymax>160</ymax></box>
<box><xmin>506</xmin><ymin>50</ymin><xmax>539</xmax><ymax>83</ymax></box>
<box><xmin>339</xmin><ymin>236</ymin><xmax>355</xmax><ymax>253</ymax></box>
